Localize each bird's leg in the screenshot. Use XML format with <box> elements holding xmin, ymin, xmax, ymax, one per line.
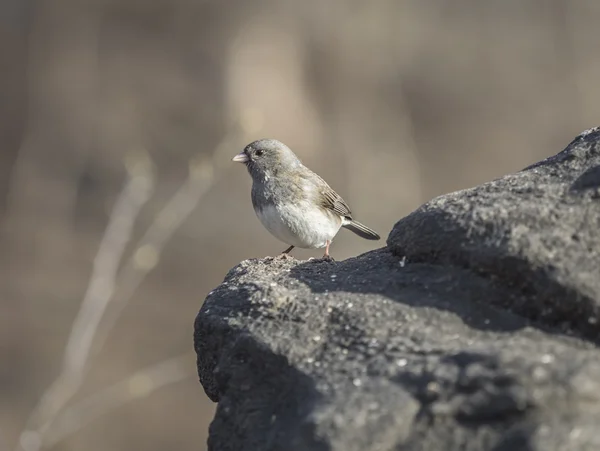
<box><xmin>322</xmin><ymin>240</ymin><xmax>334</xmax><ymax>261</ymax></box>
<box><xmin>277</xmin><ymin>245</ymin><xmax>294</xmax><ymax>258</ymax></box>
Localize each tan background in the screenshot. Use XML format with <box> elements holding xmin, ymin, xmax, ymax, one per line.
<box><xmin>1</xmin><ymin>1</ymin><xmax>599</xmax><ymax>450</ymax></box>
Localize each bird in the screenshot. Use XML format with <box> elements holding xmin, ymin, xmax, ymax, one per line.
<box><xmin>232</xmin><ymin>138</ymin><xmax>380</xmax><ymax>258</ymax></box>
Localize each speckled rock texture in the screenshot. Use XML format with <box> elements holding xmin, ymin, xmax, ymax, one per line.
<box><xmin>195</xmin><ymin>128</ymin><xmax>600</xmax><ymax>451</ymax></box>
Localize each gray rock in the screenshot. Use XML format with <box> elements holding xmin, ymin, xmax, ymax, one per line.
<box><xmin>195</xmin><ymin>128</ymin><xmax>600</xmax><ymax>451</ymax></box>
<box><xmin>388</xmin><ymin>126</ymin><xmax>600</xmax><ymax>341</ymax></box>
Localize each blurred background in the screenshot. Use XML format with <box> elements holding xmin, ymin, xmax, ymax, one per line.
<box><xmin>1</xmin><ymin>0</ymin><xmax>599</xmax><ymax>450</ymax></box>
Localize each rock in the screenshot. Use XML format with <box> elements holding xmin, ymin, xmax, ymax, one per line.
<box><xmin>194</xmin><ymin>128</ymin><xmax>600</xmax><ymax>451</ymax></box>
<box><xmin>387</xmin><ymin>127</ymin><xmax>600</xmax><ymax>341</ymax></box>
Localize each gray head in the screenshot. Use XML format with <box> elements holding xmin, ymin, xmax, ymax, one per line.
<box><xmin>232</xmin><ymin>139</ymin><xmax>301</xmax><ymax>180</ymax></box>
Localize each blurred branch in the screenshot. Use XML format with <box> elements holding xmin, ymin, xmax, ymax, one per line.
<box><xmin>92</xmin><ymin>132</ymin><xmax>240</xmax><ymax>355</ymax></box>
<box><xmin>15</xmin><ymin>128</ymin><xmax>240</xmax><ymax>451</ymax></box>
<box><xmin>16</xmin><ymin>155</ymin><xmax>155</xmax><ymax>451</ymax></box>
<box><xmin>43</xmin><ymin>353</ymin><xmax>195</xmax><ymax>449</ymax></box>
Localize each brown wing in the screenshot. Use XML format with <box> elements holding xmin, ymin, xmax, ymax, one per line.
<box><xmin>313</xmin><ymin>174</ymin><xmax>352</xmax><ymax>218</ymax></box>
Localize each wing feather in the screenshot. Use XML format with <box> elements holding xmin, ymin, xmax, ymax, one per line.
<box><xmin>301</xmin><ymin>171</ymin><xmax>352</xmax><ymax>218</ymax></box>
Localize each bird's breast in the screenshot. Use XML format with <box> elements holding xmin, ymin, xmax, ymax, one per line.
<box><xmin>255</xmin><ymin>201</ymin><xmax>342</xmax><ymax>249</ymax></box>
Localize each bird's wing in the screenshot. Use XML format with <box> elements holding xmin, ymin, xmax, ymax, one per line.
<box><xmin>312</xmin><ymin>174</ymin><xmax>352</xmax><ymax>218</ymax></box>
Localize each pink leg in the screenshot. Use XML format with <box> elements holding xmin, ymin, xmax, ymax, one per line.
<box><xmin>323</xmin><ymin>240</ymin><xmax>330</xmax><ymax>258</ymax></box>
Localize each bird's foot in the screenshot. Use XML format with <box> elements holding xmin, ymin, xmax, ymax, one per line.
<box><xmin>319</xmin><ymin>240</ymin><xmax>334</xmax><ymax>262</ymax></box>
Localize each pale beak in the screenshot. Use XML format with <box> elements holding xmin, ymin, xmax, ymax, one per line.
<box><xmin>232</xmin><ymin>152</ymin><xmax>249</xmax><ymax>163</ymax></box>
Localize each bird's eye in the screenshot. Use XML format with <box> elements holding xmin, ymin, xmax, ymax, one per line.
<box><xmin>255</xmin><ymin>149</ymin><xmax>264</xmax><ymax>157</ymax></box>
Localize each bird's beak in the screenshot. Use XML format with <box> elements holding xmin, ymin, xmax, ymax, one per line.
<box><xmin>232</xmin><ymin>152</ymin><xmax>249</xmax><ymax>163</ymax></box>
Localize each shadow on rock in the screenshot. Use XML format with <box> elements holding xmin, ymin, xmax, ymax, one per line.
<box><xmin>288</xmin><ymin>249</ymin><xmax>529</xmax><ymax>335</ymax></box>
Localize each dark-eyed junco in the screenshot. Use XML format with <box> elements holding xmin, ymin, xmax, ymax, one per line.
<box><xmin>232</xmin><ymin>139</ymin><xmax>380</xmax><ymax>258</ymax></box>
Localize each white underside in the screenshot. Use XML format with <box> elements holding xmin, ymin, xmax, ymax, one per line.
<box><xmin>256</xmin><ymin>202</ymin><xmax>344</xmax><ymax>249</ymax></box>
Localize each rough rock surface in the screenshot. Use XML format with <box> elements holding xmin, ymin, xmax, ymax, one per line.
<box><xmin>195</xmin><ymin>128</ymin><xmax>600</xmax><ymax>451</ymax></box>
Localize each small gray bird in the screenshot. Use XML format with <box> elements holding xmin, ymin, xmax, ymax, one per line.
<box><xmin>232</xmin><ymin>139</ymin><xmax>380</xmax><ymax>258</ymax></box>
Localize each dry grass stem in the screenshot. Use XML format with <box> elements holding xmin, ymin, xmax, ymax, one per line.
<box><xmin>16</xmin><ymin>158</ymin><xmax>154</xmax><ymax>451</ymax></box>
<box><xmin>16</xmin><ymin>129</ymin><xmax>239</xmax><ymax>451</ymax></box>
<box><xmin>43</xmin><ymin>353</ymin><xmax>194</xmax><ymax>449</ymax></box>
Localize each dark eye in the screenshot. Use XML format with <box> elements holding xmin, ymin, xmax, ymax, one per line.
<box><xmin>255</xmin><ymin>149</ymin><xmax>264</xmax><ymax>157</ymax></box>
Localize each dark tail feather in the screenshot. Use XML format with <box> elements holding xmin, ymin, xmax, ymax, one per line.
<box><xmin>343</xmin><ymin>220</ymin><xmax>380</xmax><ymax>240</ymax></box>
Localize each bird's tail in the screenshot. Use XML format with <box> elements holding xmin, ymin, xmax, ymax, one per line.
<box><xmin>342</xmin><ymin>220</ymin><xmax>380</xmax><ymax>240</ymax></box>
